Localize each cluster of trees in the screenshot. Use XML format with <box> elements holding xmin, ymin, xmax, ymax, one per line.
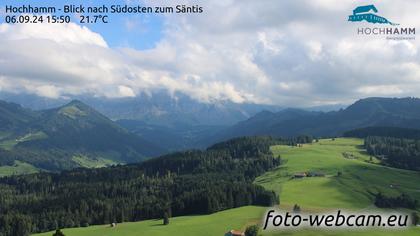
<box><xmin>52</xmin><ymin>229</ymin><xmax>65</xmax><ymax>236</ymax></box>
<box><xmin>245</xmin><ymin>225</ymin><xmax>259</xmax><ymax>236</ymax></box>
<box><xmin>208</xmin><ymin>136</ymin><xmax>312</xmax><ymax>153</ymax></box>
<box><xmin>0</xmin><ymin>136</ymin><xmax>288</xmax><ymax>236</ymax></box>
<box><xmin>365</xmin><ymin>136</ymin><xmax>420</xmax><ymax>170</ymax></box>
<box><xmin>374</xmin><ymin>193</ymin><xmax>418</xmax><ymax>209</ymax></box>
<box><xmin>413</xmin><ymin>212</ymin><xmax>419</xmax><ymax>226</ymax></box>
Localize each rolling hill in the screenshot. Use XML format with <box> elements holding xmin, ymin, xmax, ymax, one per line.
<box><xmin>0</xmin><ymin>100</ymin><xmax>165</xmax><ymax>174</ymax></box>
<box><xmin>32</xmin><ymin>138</ymin><xmax>420</xmax><ymax>236</ymax></box>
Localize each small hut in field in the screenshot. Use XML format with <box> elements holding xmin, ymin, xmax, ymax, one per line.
<box><xmin>225</xmin><ymin>229</ymin><xmax>245</xmax><ymax>236</ymax></box>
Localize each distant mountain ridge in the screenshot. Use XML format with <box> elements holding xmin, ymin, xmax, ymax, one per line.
<box><xmin>0</xmin><ymin>92</ymin><xmax>347</xmax><ymax>151</ymax></box>
<box><xmin>203</xmin><ymin>97</ymin><xmax>420</xmax><ymax>144</ymax></box>
<box><xmin>344</xmin><ymin>126</ymin><xmax>420</xmax><ymax>139</ymax></box>
<box><xmin>0</xmin><ymin>92</ymin><xmax>284</xmax><ymax>127</ymax></box>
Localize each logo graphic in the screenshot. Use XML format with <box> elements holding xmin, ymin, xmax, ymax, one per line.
<box><xmin>348</xmin><ymin>5</ymin><xmax>399</xmax><ymax>26</ymax></box>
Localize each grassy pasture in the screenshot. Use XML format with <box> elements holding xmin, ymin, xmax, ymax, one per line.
<box><xmin>34</xmin><ymin>206</ymin><xmax>266</xmax><ymax>236</ymax></box>
<box><xmin>0</xmin><ymin>160</ymin><xmax>39</xmax><ymax>177</ymax></box>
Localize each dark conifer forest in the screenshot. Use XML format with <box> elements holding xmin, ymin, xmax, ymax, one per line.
<box><xmin>365</xmin><ymin>136</ymin><xmax>420</xmax><ymax>171</ymax></box>
<box><xmin>0</xmin><ymin>136</ymin><xmax>305</xmax><ymax>236</ymax></box>
<box><xmin>374</xmin><ymin>192</ymin><xmax>418</xmax><ymax>209</ymax></box>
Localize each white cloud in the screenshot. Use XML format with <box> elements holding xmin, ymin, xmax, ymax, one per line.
<box><xmin>357</xmin><ymin>85</ymin><xmax>404</xmax><ymax>95</ymax></box>
<box><xmin>118</xmin><ymin>85</ymin><xmax>136</xmax><ymax>97</ymax></box>
<box><xmin>1</xmin><ymin>0</ymin><xmax>420</xmax><ymax>106</ymax></box>
<box><xmin>2</xmin><ymin>20</ymin><xmax>107</xmax><ymax>47</ymax></box>
<box><xmin>34</xmin><ymin>85</ymin><xmax>61</xmax><ymax>99</ymax></box>
<box><xmin>306</xmin><ymin>41</ymin><xmax>324</xmax><ymax>61</ymax></box>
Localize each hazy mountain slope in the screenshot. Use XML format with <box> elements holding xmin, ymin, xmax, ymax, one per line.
<box><xmin>117</xmin><ymin>119</ymin><xmax>225</xmax><ymax>151</ymax></box>
<box><xmin>0</xmin><ymin>92</ymin><xmax>283</xmax><ymax>127</ymax></box>
<box><xmin>344</xmin><ymin>126</ymin><xmax>420</xmax><ymax>139</ymax></box>
<box><xmin>0</xmin><ymin>100</ymin><xmax>166</xmax><ymax>172</ymax></box>
<box><xmin>21</xmin><ymin>100</ymin><xmax>165</xmax><ymax>161</ymax></box>
<box><xmin>0</xmin><ymin>101</ymin><xmax>38</xmax><ymax>133</ymax></box>
<box><xmin>206</xmin><ymin>97</ymin><xmax>420</xmax><ymax>143</ymax></box>
<box><xmin>0</xmin><ymin>92</ymin><xmax>284</xmax><ymax>151</ymax></box>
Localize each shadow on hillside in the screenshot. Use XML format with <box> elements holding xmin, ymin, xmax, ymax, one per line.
<box><xmin>150</xmin><ymin>220</ymin><xmax>166</xmax><ymax>227</ymax></box>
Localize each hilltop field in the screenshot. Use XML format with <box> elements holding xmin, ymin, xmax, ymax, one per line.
<box><xmin>34</xmin><ymin>138</ymin><xmax>420</xmax><ymax>236</ymax></box>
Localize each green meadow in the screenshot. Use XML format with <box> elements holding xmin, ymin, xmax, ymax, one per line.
<box><xmin>33</xmin><ymin>138</ymin><xmax>420</xmax><ymax>236</ymax></box>
<box><xmin>256</xmin><ymin>138</ymin><xmax>420</xmax><ymax>210</ymax></box>
<box><xmin>72</xmin><ymin>155</ymin><xmax>118</xmax><ymax>168</ymax></box>
<box><xmin>34</xmin><ymin>206</ymin><xmax>266</xmax><ymax>236</ymax></box>
<box><xmin>0</xmin><ymin>131</ymin><xmax>46</xmax><ymax>176</ymax></box>
<box><xmin>259</xmin><ymin>138</ymin><xmax>420</xmax><ymax>236</ymax></box>
<box><xmin>0</xmin><ymin>131</ymin><xmax>47</xmax><ymax>150</ymax></box>
<box><xmin>0</xmin><ymin>160</ymin><xmax>39</xmax><ymax>177</ymax></box>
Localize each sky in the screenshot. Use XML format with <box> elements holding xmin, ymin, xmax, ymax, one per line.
<box><xmin>0</xmin><ymin>0</ymin><xmax>420</xmax><ymax>107</ymax></box>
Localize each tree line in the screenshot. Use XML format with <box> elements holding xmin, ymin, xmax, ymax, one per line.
<box><xmin>374</xmin><ymin>193</ymin><xmax>418</xmax><ymax>209</ymax></box>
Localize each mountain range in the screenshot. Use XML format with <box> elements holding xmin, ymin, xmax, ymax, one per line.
<box><xmin>0</xmin><ymin>92</ymin><xmax>284</xmax><ymax>126</ymax></box>
<box><xmin>0</xmin><ymin>92</ymin><xmax>285</xmax><ymax>151</ymax></box>
<box><xmin>202</xmin><ymin>97</ymin><xmax>420</xmax><ymax>145</ymax></box>
<box><xmin>2</xmin><ymin>96</ymin><xmax>420</xmax><ymax>174</ymax></box>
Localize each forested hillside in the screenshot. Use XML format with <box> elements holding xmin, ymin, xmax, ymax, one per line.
<box><xmin>365</xmin><ymin>136</ymin><xmax>420</xmax><ymax>171</ymax></box>
<box><xmin>0</xmin><ymin>100</ymin><xmax>165</xmax><ymax>173</ymax></box>
<box><xmin>0</xmin><ymin>136</ymin><xmax>303</xmax><ymax>236</ymax></box>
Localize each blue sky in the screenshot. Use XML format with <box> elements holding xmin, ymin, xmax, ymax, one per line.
<box><xmin>1</xmin><ymin>0</ymin><xmax>164</xmax><ymax>49</ymax></box>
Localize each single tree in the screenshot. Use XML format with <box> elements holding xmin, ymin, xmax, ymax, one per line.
<box><xmin>293</xmin><ymin>204</ymin><xmax>301</xmax><ymax>213</ymax></box>
<box><xmin>52</xmin><ymin>229</ymin><xmax>65</xmax><ymax>236</ymax></box>
<box><xmin>412</xmin><ymin>212</ymin><xmax>419</xmax><ymax>226</ymax></box>
<box><xmin>163</xmin><ymin>212</ymin><xmax>170</xmax><ymax>225</ymax></box>
<box><xmin>245</xmin><ymin>225</ymin><xmax>259</xmax><ymax>236</ymax></box>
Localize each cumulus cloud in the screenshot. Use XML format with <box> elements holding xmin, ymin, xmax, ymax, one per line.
<box><xmin>1</xmin><ymin>21</ymin><xmax>108</xmax><ymax>47</ymax></box>
<box><xmin>1</xmin><ymin>0</ymin><xmax>420</xmax><ymax>106</ymax></box>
